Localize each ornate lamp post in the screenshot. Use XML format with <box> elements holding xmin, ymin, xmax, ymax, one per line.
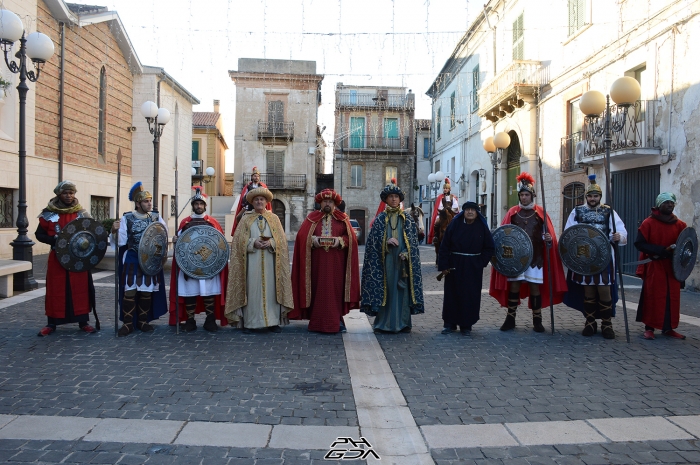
<box><xmin>579</xmin><ymin>76</ymin><xmax>641</xmax><ymax>343</ymax></box>
<box><xmin>0</xmin><ymin>9</ymin><xmax>55</xmax><ymax>291</ymax></box>
<box><xmin>484</xmin><ymin>132</ymin><xmax>510</xmax><ymax>228</ymax></box>
<box><xmin>140</xmin><ymin>101</ymin><xmax>170</xmax><ymax>215</ymax></box>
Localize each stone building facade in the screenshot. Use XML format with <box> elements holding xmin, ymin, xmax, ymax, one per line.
<box><xmin>192</xmin><ymin>100</ymin><xmax>228</xmax><ymax>198</ymax></box>
<box><xmin>428</xmin><ymin>0</ymin><xmax>700</xmax><ymax>288</ymax></box>
<box><xmin>332</xmin><ymin>84</ymin><xmax>416</xmax><ymax>244</ymax></box>
<box><xmin>229</xmin><ymin>58</ymin><xmax>324</xmax><ymax>236</ymax></box>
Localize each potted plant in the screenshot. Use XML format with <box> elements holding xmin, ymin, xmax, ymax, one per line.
<box><xmin>0</xmin><ymin>76</ymin><xmax>11</xmax><ymax>98</ymax></box>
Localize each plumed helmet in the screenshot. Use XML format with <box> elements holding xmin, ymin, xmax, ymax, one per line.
<box><xmin>442</xmin><ymin>177</ymin><xmax>451</xmax><ymax>190</ymax></box>
<box><xmin>586</xmin><ymin>174</ymin><xmax>603</xmax><ymax>196</ymax></box>
<box><xmin>190</xmin><ymin>185</ymin><xmax>208</xmax><ymax>206</ymax></box>
<box><xmin>251</xmin><ymin>166</ymin><xmax>261</xmax><ymax>176</ymax></box>
<box><xmin>380</xmin><ymin>177</ymin><xmax>405</xmax><ymax>202</ymax></box>
<box><xmin>516</xmin><ymin>172</ymin><xmax>536</xmax><ymax>197</ymax></box>
<box><xmin>128</xmin><ymin>181</ymin><xmax>152</xmax><ymax>203</ymax></box>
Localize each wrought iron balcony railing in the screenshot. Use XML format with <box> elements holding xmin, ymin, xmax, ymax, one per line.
<box><xmin>257</xmin><ymin>121</ymin><xmax>295</xmax><ymax>140</ymax></box>
<box><xmin>243</xmin><ymin>173</ymin><xmax>306</xmax><ymax>190</ymax></box>
<box><xmin>478</xmin><ymin>60</ymin><xmax>548</xmax><ymax>120</ymax></box>
<box><xmin>336</xmin><ymin>93</ymin><xmax>413</xmax><ymax>109</ymax></box>
<box><xmin>337</xmin><ymin>135</ymin><xmax>410</xmax><ymax>151</ymax></box>
<box><xmin>560</xmin><ymin>131</ymin><xmax>584</xmax><ymax>173</ymax></box>
<box><xmin>581</xmin><ymin>99</ymin><xmax>658</xmax><ymax>157</ymax></box>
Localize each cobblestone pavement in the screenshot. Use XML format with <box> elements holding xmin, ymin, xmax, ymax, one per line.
<box><xmin>0</xmin><ymin>248</ymin><xmax>699</xmax><ymax>464</ymax></box>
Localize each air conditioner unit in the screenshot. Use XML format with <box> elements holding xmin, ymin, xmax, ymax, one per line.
<box><xmin>575</xmin><ymin>141</ymin><xmax>588</xmax><ymax>163</ymax></box>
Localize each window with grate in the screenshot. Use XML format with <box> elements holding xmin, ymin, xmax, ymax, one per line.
<box><xmin>351</xmin><ymin>165</ymin><xmax>363</xmax><ymax>187</ymax></box>
<box><xmin>512</xmin><ymin>13</ymin><xmax>524</xmax><ymax>60</ymax></box>
<box><xmin>562</xmin><ymin>182</ymin><xmax>585</xmax><ymax>229</ymax></box>
<box><xmin>472</xmin><ymin>65</ymin><xmax>480</xmax><ymax>112</ymax></box>
<box><xmin>171</xmin><ymin>196</ymin><xmax>176</xmax><ymax>217</ymax></box>
<box><xmin>567</xmin><ymin>0</ymin><xmax>587</xmax><ymax>37</ymax></box>
<box><xmin>0</xmin><ymin>188</ymin><xmax>13</xmax><ymax>228</ymax></box>
<box><xmin>450</xmin><ymin>92</ymin><xmax>456</xmax><ymax>129</ymax></box>
<box><xmin>91</xmin><ymin>196</ymin><xmax>111</xmax><ymax>222</ymax></box>
<box><xmin>98</xmin><ymin>67</ymin><xmax>107</xmax><ymax>163</ymax></box>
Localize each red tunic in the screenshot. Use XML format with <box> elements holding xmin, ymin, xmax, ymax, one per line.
<box><xmin>290</xmin><ymin>210</ymin><xmax>360</xmax><ymax>333</ymax></box>
<box><xmin>230</xmin><ymin>182</ymin><xmax>271</xmax><ymax>236</ymax></box>
<box><xmin>39</xmin><ymin>213</ymin><xmax>91</xmax><ymax>319</ymax></box>
<box><xmin>168</xmin><ymin>215</ymin><xmax>229</xmax><ymax>326</ymax></box>
<box><xmin>427</xmin><ymin>194</ymin><xmax>458</xmax><ymax>244</ymax></box>
<box><xmin>635</xmin><ymin>215</ymin><xmax>687</xmax><ymax>330</ymax></box>
<box><xmin>488</xmin><ymin>205</ymin><xmax>568</xmax><ymax>308</ymax></box>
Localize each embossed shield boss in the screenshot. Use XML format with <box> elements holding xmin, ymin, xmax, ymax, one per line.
<box><xmin>490</xmin><ymin>224</ymin><xmax>534</xmax><ymax>278</ymax></box>
<box><xmin>174</xmin><ymin>225</ymin><xmax>229</xmax><ymax>279</ymax></box>
<box><xmin>138</xmin><ymin>221</ymin><xmax>168</xmax><ymax>276</ymax></box>
<box><xmin>559</xmin><ymin>224</ymin><xmax>611</xmax><ymax>276</ymax></box>
<box><xmin>55</xmin><ymin>217</ymin><xmax>109</xmax><ymax>272</ymax></box>
<box><xmin>673</xmin><ymin>227</ymin><xmax>698</xmax><ymax>282</ymax></box>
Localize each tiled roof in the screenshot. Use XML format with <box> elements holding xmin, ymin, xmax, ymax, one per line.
<box><xmin>415</xmin><ymin>119</ymin><xmax>431</xmax><ymax>129</ymax></box>
<box><xmin>193</xmin><ymin>112</ymin><xmax>220</xmax><ymax>127</ymax></box>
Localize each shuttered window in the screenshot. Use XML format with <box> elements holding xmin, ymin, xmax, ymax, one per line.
<box><xmin>97</xmin><ymin>67</ymin><xmax>107</xmax><ymax>163</ymax></box>
<box><xmin>450</xmin><ymin>92</ymin><xmax>456</xmax><ymax>129</ymax></box>
<box><xmin>568</xmin><ymin>0</ymin><xmax>586</xmax><ymax>37</ymax></box>
<box><xmin>472</xmin><ymin>65</ymin><xmax>480</xmax><ymax>112</ymax></box>
<box><xmin>266</xmin><ymin>150</ymin><xmax>285</xmax><ymax>174</ymax></box>
<box><xmin>512</xmin><ymin>13</ymin><xmax>524</xmax><ymax>60</ymax></box>
<box><xmin>436</xmin><ymin>107</ymin><xmax>442</xmax><ymax>140</ymax></box>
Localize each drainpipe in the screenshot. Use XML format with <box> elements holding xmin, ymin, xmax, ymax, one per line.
<box><xmin>58</xmin><ymin>22</ymin><xmax>65</xmax><ymax>183</ymax></box>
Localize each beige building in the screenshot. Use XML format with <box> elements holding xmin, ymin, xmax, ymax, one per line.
<box><xmin>192</xmin><ymin>101</ymin><xmax>228</xmax><ymax>198</ymax></box>
<box><xmin>428</xmin><ymin>0</ymin><xmax>700</xmax><ymax>288</ymax></box>
<box><xmin>229</xmin><ymin>58</ymin><xmax>324</xmax><ymax>235</ymax></box>
<box><xmin>333</xmin><ymin>84</ymin><xmax>416</xmax><ymax>244</ymax></box>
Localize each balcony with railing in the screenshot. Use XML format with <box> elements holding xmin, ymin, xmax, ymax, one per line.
<box><xmin>336</xmin><ymin>93</ymin><xmax>414</xmax><ymax>110</ymax></box>
<box><xmin>257</xmin><ymin>121</ymin><xmax>295</xmax><ymax>140</ymax></box>
<box><xmin>243</xmin><ymin>173</ymin><xmax>306</xmax><ymax>190</ymax></box>
<box><xmin>478</xmin><ymin>60</ymin><xmax>549</xmax><ymax>122</ymax></box>
<box><xmin>560</xmin><ymin>100</ymin><xmax>660</xmax><ymax>170</ymax></box>
<box><xmin>337</xmin><ymin>135</ymin><xmax>410</xmax><ymax>152</ymax></box>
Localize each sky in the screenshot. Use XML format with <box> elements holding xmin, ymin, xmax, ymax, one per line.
<box><xmin>67</xmin><ymin>0</ymin><xmax>477</xmax><ymax>172</ymax></box>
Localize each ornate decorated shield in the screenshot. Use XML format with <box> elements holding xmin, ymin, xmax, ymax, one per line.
<box><xmin>673</xmin><ymin>227</ymin><xmax>698</xmax><ymax>282</ymax></box>
<box><xmin>491</xmin><ymin>224</ymin><xmax>534</xmax><ymax>278</ymax></box>
<box><xmin>55</xmin><ymin>217</ymin><xmax>109</xmax><ymax>272</ymax></box>
<box><xmin>174</xmin><ymin>225</ymin><xmax>229</xmax><ymax>279</ymax></box>
<box><xmin>138</xmin><ymin>221</ymin><xmax>168</xmax><ymax>276</ymax></box>
<box><xmin>559</xmin><ymin>224</ymin><xmax>611</xmax><ymax>276</ymax></box>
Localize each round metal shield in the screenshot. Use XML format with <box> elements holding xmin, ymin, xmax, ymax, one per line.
<box><xmin>174</xmin><ymin>224</ymin><xmax>229</xmax><ymax>279</ymax></box>
<box><xmin>673</xmin><ymin>227</ymin><xmax>698</xmax><ymax>282</ymax></box>
<box><xmin>559</xmin><ymin>224</ymin><xmax>611</xmax><ymax>276</ymax></box>
<box><xmin>490</xmin><ymin>224</ymin><xmax>534</xmax><ymax>278</ymax></box>
<box><xmin>55</xmin><ymin>217</ymin><xmax>109</xmax><ymax>272</ymax></box>
<box><xmin>138</xmin><ymin>221</ymin><xmax>168</xmax><ymax>276</ymax></box>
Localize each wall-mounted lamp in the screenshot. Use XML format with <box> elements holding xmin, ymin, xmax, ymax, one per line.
<box><xmin>479</xmin><ymin>168</ymin><xmax>486</xmax><ymax>178</ymax></box>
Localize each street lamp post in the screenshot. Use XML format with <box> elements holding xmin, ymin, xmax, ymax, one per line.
<box><xmin>141</xmin><ymin>101</ymin><xmax>170</xmax><ymax>215</ymax></box>
<box><xmin>579</xmin><ymin>76</ymin><xmax>641</xmax><ymax>343</ymax></box>
<box><xmin>484</xmin><ymin>132</ymin><xmax>510</xmax><ymax>229</ymax></box>
<box><xmin>0</xmin><ymin>9</ymin><xmax>55</xmax><ymax>291</ymax></box>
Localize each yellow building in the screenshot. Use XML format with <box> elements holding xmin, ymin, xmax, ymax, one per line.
<box><xmin>192</xmin><ymin>100</ymin><xmax>227</xmax><ymax>197</ymax></box>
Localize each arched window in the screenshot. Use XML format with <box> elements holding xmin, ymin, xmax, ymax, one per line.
<box><xmin>98</xmin><ymin>67</ymin><xmax>107</xmax><ymax>163</ymax></box>
<box><xmin>272</xmin><ymin>199</ymin><xmax>285</xmax><ymax>230</ymax></box>
<box><xmin>562</xmin><ymin>182</ymin><xmax>585</xmax><ymax>229</ymax></box>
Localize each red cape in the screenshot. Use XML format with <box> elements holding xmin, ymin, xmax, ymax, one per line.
<box><xmin>40</xmin><ymin>213</ymin><xmax>91</xmax><ymax>318</ymax></box>
<box><xmin>231</xmin><ymin>181</ymin><xmax>271</xmax><ymax>236</ymax></box>
<box><xmin>427</xmin><ymin>194</ymin><xmax>458</xmax><ymax>244</ymax></box>
<box><xmin>289</xmin><ymin>209</ymin><xmax>360</xmax><ymax>319</ymax></box>
<box><xmin>168</xmin><ymin>215</ymin><xmax>229</xmax><ymax>325</ymax></box>
<box><xmin>488</xmin><ymin>205</ymin><xmax>567</xmax><ymax>308</ymax></box>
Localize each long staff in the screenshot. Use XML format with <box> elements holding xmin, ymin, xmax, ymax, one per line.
<box><xmin>114</xmin><ymin>149</ymin><xmax>122</xmax><ymax>337</ymax></box>
<box><xmin>175</xmin><ymin>157</ymin><xmax>180</xmax><ymax>335</ymax></box>
<box><xmin>537</xmin><ymin>156</ymin><xmax>555</xmax><ymax>334</ymax></box>
<box><xmin>601</xmin><ymin>99</ymin><xmax>630</xmax><ymax>343</ymax></box>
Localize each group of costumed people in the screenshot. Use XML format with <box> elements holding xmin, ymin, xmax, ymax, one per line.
<box><xmin>36</xmin><ymin>170</ymin><xmax>689</xmax><ymax>341</ymax></box>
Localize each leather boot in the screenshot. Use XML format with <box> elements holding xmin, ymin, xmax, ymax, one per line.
<box><xmin>118</xmin><ymin>291</ymin><xmax>136</xmax><ymax>337</ymax></box>
<box><xmin>202</xmin><ymin>296</ymin><xmax>219</xmax><ymax>332</ymax></box>
<box><xmin>500</xmin><ymin>292</ymin><xmax>519</xmax><ymax>331</ymax></box>
<box><xmin>530</xmin><ymin>295</ymin><xmax>545</xmax><ymax>333</ymax></box>
<box><xmin>181</xmin><ymin>297</ymin><xmax>197</xmax><ymax>332</ymax></box>
<box><xmin>581</xmin><ymin>297</ymin><xmax>598</xmax><ymax>337</ymax></box>
<box><xmin>136</xmin><ymin>292</ymin><xmax>154</xmax><ymax>332</ymax></box>
<box><xmin>600</xmin><ymin>300</ymin><xmax>615</xmax><ymax>339</ymax></box>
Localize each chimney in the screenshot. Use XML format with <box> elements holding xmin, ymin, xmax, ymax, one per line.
<box><xmin>213</xmin><ymin>99</ymin><xmax>220</xmax><ymax>113</ymax></box>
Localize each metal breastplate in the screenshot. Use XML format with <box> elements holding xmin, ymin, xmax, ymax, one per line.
<box><xmin>40</xmin><ymin>209</ymin><xmax>89</xmax><ymax>233</ymax></box>
<box><xmin>125</xmin><ymin>212</ymin><xmax>157</xmax><ymax>252</ymax></box>
<box><xmin>511</xmin><ymin>211</ymin><xmax>544</xmax><ymax>267</ymax></box>
<box><xmin>574</xmin><ymin>205</ymin><xmax>611</xmax><ymax>236</ymax></box>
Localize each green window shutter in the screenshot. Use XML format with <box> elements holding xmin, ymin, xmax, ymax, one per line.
<box><xmin>512</xmin><ymin>14</ymin><xmax>524</xmax><ymax>60</ymax></box>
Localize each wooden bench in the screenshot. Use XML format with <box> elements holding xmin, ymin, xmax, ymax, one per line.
<box><xmin>0</xmin><ymin>260</ymin><xmax>33</xmax><ymax>298</ymax></box>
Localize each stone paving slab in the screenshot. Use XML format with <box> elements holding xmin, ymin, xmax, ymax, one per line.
<box><xmin>268</xmin><ymin>425</ymin><xmax>358</xmax><ymax>449</ymax></box>
<box><xmin>588</xmin><ymin>416</ymin><xmax>695</xmax><ymax>442</ymax></box>
<box><xmin>422</xmin><ymin>423</ymin><xmax>518</xmax><ymax>448</ymax></box>
<box><xmin>84</xmin><ymin>418</ymin><xmax>184</xmax><ymax>443</ymax></box>
<box><xmin>667</xmin><ymin>414</ymin><xmax>700</xmax><ymax>437</ymax></box>
<box><xmin>507</xmin><ymin>419</ymin><xmax>606</xmax><ymax>445</ymax></box>
<box><xmin>176</xmin><ymin>421</ymin><xmax>272</xmax><ymax>448</ymax></box>
<box><xmin>0</xmin><ymin>415</ymin><xmax>99</xmax><ymax>440</ymax></box>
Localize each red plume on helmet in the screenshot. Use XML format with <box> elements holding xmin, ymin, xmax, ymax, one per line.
<box><xmin>391</xmin><ymin>177</ymin><xmax>397</xmax><ymax>184</ymax></box>
<box><xmin>516</xmin><ymin>172</ymin><xmax>535</xmax><ymax>185</ymax></box>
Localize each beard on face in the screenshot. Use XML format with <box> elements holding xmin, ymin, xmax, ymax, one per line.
<box><xmin>322</xmin><ymin>205</ymin><xmax>332</xmax><ymax>212</ymax></box>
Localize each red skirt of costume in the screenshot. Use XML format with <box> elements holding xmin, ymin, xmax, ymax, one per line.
<box><xmin>635</xmin><ymin>217</ymin><xmax>686</xmax><ymax>330</ymax></box>
<box><xmin>488</xmin><ymin>205</ymin><xmax>567</xmax><ymax>308</ymax></box>
<box><xmin>168</xmin><ymin>216</ymin><xmax>229</xmax><ymax>326</ymax></box>
<box><xmin>39</xmin><ymin>214</ymin><xmax>91</xmax><ymax>320</ymax></box>
<box><xmin>290</xmin><ymin>211</ymin><xmax>360</xmax><ymax>333</ymax></box>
